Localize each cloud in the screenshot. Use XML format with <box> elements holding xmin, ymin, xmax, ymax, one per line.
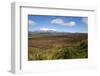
<box><xmin>51</xmin><ymin>18</ymin><xmax>64</xmax><ymax>24</ymax></box>
<box><xmin>40</xmin><ymin>27</ymin><xmax>56</xmax><ymax>31</ymax></box>
<box><xmin>64</xmin><ymin>21</ymin><xmax>76</xmax><ymax>26</ymax></box>
<box><xmin>82</xmin><ymin>17</ymin><xmax>88</xmax><ymax>24</ymax></box>
<box><xmin>28</xmin><ymin>19</ymin><xmax>36</xmax><ymax>26</ymax></box>
<box><xmin>51</xmin><ymin>18</ymin><xmax>76</xmax><ymax>26</ymax></box>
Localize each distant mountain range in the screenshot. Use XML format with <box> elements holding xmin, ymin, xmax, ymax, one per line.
<box><xmin>28</xmin><ymin>30</ymin><xmax>87</xmax><ymax>37</ymax></box>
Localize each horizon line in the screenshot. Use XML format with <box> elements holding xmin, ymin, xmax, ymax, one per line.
<box><xmin>28</xmin><ymin>30</ymin><xmax>88</xmax><ymax>33</ymax></box>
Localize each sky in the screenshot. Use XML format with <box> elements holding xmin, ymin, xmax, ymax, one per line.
<box><xmin>28</xmin><ymin>15</ymin><xmax>88</xmax><ymax>33</ymax></box>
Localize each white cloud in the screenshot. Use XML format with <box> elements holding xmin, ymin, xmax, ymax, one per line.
<box><xmin>51</xmin><ymin>18</ymin><xmax>64</xmax><ymax>24</ymax></box>
<box><xmin>40</xmin><ymin>27</ymin><xmax>56</xmax><ymax>31</ymax></box>
<box><xmin>82</xmin><ymin>17</ymin><xmax>88</xmax><ymax>24</ymax></box>
<box><xmin>63</xmin><ymin>21</ymin><xmax>76</xmax><ymax>26</ymax></box>
<box><xmin>29</xmin><ymin>19</ymin><xmax>36</xmax><ymax>26</ymax></box>
<box><xmin>51</xmin><ymin>18</ymin><xmax>76</xmax><ymax>26</ymax></box>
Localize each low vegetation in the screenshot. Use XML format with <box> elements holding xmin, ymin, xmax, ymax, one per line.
<box><xmin>28</xmin><ymin>34</ymin><xmax>88</xmax><ymax>60</ymax></box>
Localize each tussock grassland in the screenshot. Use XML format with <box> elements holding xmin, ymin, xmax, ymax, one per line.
<box><xmin>28</xmin><ymin>35</ymin><xmax>88</xmax><ymax>60</ymax></box>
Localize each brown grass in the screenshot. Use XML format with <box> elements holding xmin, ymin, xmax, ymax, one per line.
<box><xmin>28</xmin><ymin>35</ymin><xmax>88</xmax><ymax>60</ymax></box>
